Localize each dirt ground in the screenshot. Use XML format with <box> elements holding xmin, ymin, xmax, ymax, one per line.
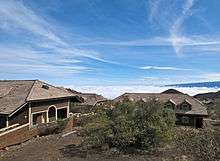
<box><xmin>0</xmin><ymin>132</ymin><xmax>174</xmax><ymax>161</ymax></box>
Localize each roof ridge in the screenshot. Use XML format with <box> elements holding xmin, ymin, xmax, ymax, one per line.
<box><xmin>25</xmin><ymin>80</ymin><xmax>37</xmax><ymax>102</ymax></box>
<box><xmin>26</xmin><ymin>80</ymin><xmax>77</xmax><ymax>101</ymax></box>
<box><xmin>191</xmin><ymin>96</ymin><xmax>206</xmax><ymax>107</ymax></box>
<box><xmin>0</xmin><ymin>79</ymin><xmax>38</xmax><ymax>82</ymax></box>
<box><xmin>35</xmin><ymin>80</ymin><xmax>68</xmax><ymax>91</ymax></box>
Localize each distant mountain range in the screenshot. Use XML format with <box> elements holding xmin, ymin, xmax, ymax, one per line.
<box><xmin>194</xmin><ymin>91</ymin><xmax>220</xmax><ymax>101</ymax></box>
<box><xmin>166</xmin><ymin>81</ymin><xmax>220</xmax><ymax>88</ymax></box>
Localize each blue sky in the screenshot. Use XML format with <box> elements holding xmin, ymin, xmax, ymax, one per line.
<box><xmin>0</xmin><ymin>0</ymin><xmax>220</xmax><ymax>97</ymax></box>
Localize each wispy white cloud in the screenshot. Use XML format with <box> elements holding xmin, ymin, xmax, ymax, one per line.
<box><xmin>0</xmin><ymin>0</ymin><xmax>66</xmax><ymax>46</ymax></box>
<box><xmin>201</xmin><ymin>73</ymin><xmax>220</xmax><ymax>81</ymax></box>
<box><xmin>0</xmin><ymin>0</ymin><xmax>116</xmax><ymax>73</ymax></box>
<box><xmin>169</xmin><ymin>0</ymin><xmax>195</xmax><ymax>55</ymax></box>
<box><xmin>146</xmin><ymin>0</ymin><xmax>220</xmax><ymax>56</ymax></box>
<box><xmin>140</xmin><ymin>66</ymin><xmax>191</xmax><ymax>71</ymax></box>
<box><xmin>0</xmin><ymin>45</ymin><xmax>90</xmax><ymax>77</ymax></box>
<box><xmin>148</xmin><ymin>0</ymin><xmax>162</xmax><ymax>24</ymax></box>
<box><xmin>73</xmin><ymin>36</ymin><xmax>220</xmax><ymax>55</ymax></box>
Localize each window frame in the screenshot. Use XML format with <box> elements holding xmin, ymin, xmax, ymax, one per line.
<box><xmin>164</xmin><ymin>100</ymin><xmax>175</xmax><ymax>110</ymax></box>
<box><xmin>179</xmin><ymin>101</ymin><xmax>191</xmax><ymax>111</ymax></box>
<box><xmin>181</xmin><ymin>116</ymin><xmax>190</xmax><ymax>124</ymax></box>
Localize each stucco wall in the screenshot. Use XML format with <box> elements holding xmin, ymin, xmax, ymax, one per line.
<box><xmin>31</xmin><ymin>99</ymin><xmax>69</xmax><ymax>113</ymax></box>
<box><xmin>8</xmin><ymin>105</ymin><xmax>29</xmax><ymax>126</ymax></box>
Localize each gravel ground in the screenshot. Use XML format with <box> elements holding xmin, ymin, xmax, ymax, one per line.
<box><xmin>0</xmin><ymin>132</ymin><xmax>176</xmax><ymax>161</ymax></box>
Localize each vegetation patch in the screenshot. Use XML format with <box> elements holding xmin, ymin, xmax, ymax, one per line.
<box><xmin>82</xmin><ymin>98</ymin><xmax>176</xmax><ymax>152</ymax></box>
<box><xmin>173</xmin><ymin>127</ymin><xmax>220</xmax><ymax>161</ymax></box>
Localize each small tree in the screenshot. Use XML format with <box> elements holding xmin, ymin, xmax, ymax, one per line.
<box><xmin>83</xmin><ymin>98</ymin><xmax>176</xmax><ymax>150</ymax></box>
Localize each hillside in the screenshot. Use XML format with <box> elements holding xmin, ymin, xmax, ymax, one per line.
<box><xmin>194</xmin><ymin>91</ymin><xmax>220</xmax><ymax>120</ymax></box>
<box><xmin>161</xmin><ymin>89</ymin><xmax>184</xmax><ymax>94</ymax></box>
<box><xmin>194</xmin><ymin>91</ymin><xmax>220</xmax><ymax>102</ymax></box>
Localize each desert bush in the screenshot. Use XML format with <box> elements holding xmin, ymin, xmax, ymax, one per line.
<box><xmin>207</xmin><ymin>103</ymin><xmax>220</xmax><ymax>120</ymax></box>
<box><xmin>37</xmin><ymin>119</ymin><xmax>68</xmax><ymax>136</ymax></box>
<box><xmin>83</xmin><ymin>98</ymin><xmax>176</xmax><ymax>150</ymax></box>
<box><xmin>173</xmin><ymin>127</ymin><xmax>220</xmax><ymax>161</ymax></box>
<box><xmin>70</xmin><ymin>102</ymin><xmax>93</xmax><ymax>114</ymax></box>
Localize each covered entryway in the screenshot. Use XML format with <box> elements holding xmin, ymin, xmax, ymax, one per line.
<box><xmin>33</xmin><ymin>113</ymin><xmax>46</xmax><ymax>125</ymax></box>
<box><xmin>195</xmin><ymin>117</ymin><xmax>203</xmax><ymax>128</ymax></box>
<box><xmin>48</xmin><ymin>106</ymin><xmax>56</xmax><ymax>122</ymax></box>
<box><xmin>0</xmin><ymin>115</ymin><xmax>7</xmax><ymax>129</ymax></box>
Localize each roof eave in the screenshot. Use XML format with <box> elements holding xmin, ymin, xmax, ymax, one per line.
<box><xmin>27</xmin><ymin>95</ymin><xmax>83</xmax><ymax>103</ymax></box>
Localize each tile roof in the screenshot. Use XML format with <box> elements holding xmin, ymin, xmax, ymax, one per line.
<box><xmin>0</xmin><ymin>80</ymin><xmax>79</xmax><ymax>115</ymax></box>
<box><xmin>114</xmin><ymin>92</ymin><xmax>208</xmax><ymax>116</ymax></box>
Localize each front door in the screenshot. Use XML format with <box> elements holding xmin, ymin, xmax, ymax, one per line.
<box><xmin>195</xmin><ymin>117</ymin><xmax>203</xmax><ymax>128</ymax></box>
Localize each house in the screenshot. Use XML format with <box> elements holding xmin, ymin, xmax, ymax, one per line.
<box><xmin>113</xmin><ymin>90</ymin><xmax>208</xmax><ymax>128</ymax></box>
<box><xmin>0</xmin><ymin>80</ymin><xmax>82</xmax><ymax>130</ymax></box>
<box><xmin>77</xmin><ymin>93</ymin><xmax>107</xmax><ymax>106</ymax></box>
<box><xmin>65</xmin><ymin>88</ymin><xmax>107</xmax><ymax>106</ymax></box>
<box><xmin>65</xmin><ymin>88</ymin><xmax>107</xmax><ymax>113</ymax></box>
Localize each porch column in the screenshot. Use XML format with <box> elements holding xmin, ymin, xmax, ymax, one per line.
<box><xmin>55</xmin><ymin>108</ymin><xmax>58</xmax><ymax>120</ymax></box>
<box><xmin>6</xmin><ymin>117</ymin><xmax>9</xmax><ymax>127</ymax></box>
<box><xmin>46</xmin><ymin>111</ymin><xmax>49</xmax><ymax>123</ymax></box>
<box><xmin>28</xmin><ymin>103</ymin><xmax>32</xmax><ymax>127</ymax></box>
<box><xmin>67</xmin><ymin>99</ymin><xmax>70</xmax><ymax>118</ymax></box>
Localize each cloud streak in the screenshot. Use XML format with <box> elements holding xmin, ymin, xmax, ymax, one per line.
<box><xmin>140</xmin><ymin>66</ymin><xmax>191</xmax><ymax>71</ymax></box>
<box><xmin>201</xmin><ymin>73</ymin><xmax>220</xmax><ymax>81</ymax></box>
<box><xmin>0</xmin><ymin>0</ymin><xmax>118</xmax><ymax>75</ymax></box>
<box><xmin>147</xmin><ymin>0</ymin><xmax>218</xmax><ymax>56</ymax></box>
<box><xmin>74</xmin><ymin>35</ymin><xmax>220</xmax><ymax>52</ymax></box>
<box><xmin>169</xmin><ymin>0</ymin><xmax>195</xmax><ymax>55</ymax></box>
<box><xmin>0</xmin><ymin>0</ymin><xmax>66</xmax><ymax>46</ymax></box>
<box><xmin>0</xmin><ymin>45</ymin><xmax>90</xmax><ymax>77</ymax></box>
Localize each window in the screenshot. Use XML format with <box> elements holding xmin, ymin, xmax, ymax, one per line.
<box><xmin>57</xmin><ymin>108</ymin><xmax>67</xmax><ymax>120</ymax></box>
<box><xmin>48</xmin><ymin>106</ymin><xmax>56</xmax><ymax>122</ymax></box>
<box><xmin>181</xmin><ymin>116</ymin><xmax>190</xmax><ymax>124</ymax></box>
<box><xmin>32</xmin><ymin>113</ymin><xmax>46</xmax><ymax>125</ymax></box>
<box><xmin>164</xmin><ymin>102</ymin><xmax>175</xmax><ymax>110</ymax></box>
<box><xmin>0</xmin><ymin>115</ymin><xmax>6</xmax><ymax>129</ymax></box>
<box><xmin>42</xmin><ymin>84</ymin><xmax>49</xmax><ymax>90</ymax></box>
<box><xmin>180</xmin><ymin>103</ymin><xmax>191</xmax><ymax>111</ymax></box>
<box><xmin>176</xmin><ymin>116</ymin><xmax>181</xmax><ymax>123</ymax></box>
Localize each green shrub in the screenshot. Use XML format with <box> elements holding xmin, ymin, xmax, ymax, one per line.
<box><xmin>174</xmin><ymin>128</ymin><xmax>220</xmax><ymax>161</ymax></box>
<box><xmin>70</xmin><ymin>103</ymin><xmax>93</xmax><ymax>114</ymax></box>
<box><xmin>37</xmin><ymin>119</ymin><xmax>68</xmax><ymax>136</ymax></box>
<box><xmin>83</xmin><ymin>98</ymin><xmax>176</xmax><ymax>150</ymax></box>
<box><xmin>207</xmin><ymin>103</ymin><xmax>220</xmax><ymax>120</ymax></box>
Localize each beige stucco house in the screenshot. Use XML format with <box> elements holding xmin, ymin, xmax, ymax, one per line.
<box><xmin>0</xmin><ymin>80</ymin><xmax>82</xmax><ymax>130</ymax></box>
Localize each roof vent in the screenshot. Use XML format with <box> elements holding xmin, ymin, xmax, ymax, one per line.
<box><xmin>42</xmin><ymin>84</ymin><xmax>49</xmax><ymax>90</ymax></box>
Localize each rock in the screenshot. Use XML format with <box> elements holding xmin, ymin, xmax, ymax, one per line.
<box><xmin>109</xmin><ymin>147</ymin><xmax>120</xmax><ymax>155</ymax></box>
<box><xmin>101</xmin><ymin>144</ymin><xmax>109</xmax><ymax>151</ymax></box>
<box><xmin>181</xmin><ymin>155</ymin><xmax>188</xmax><ymax>161</ymax></box>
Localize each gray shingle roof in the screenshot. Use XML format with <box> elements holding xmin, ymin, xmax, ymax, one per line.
<box><xmin>114</xmin><ymin>92</ymin><xmax>208</xmax><ymax>116</ymax></box>
<box><xmin>0</xmin><ymin>80</ymin><xmax>79</xmax><ymax>115</ymax></box>
<box><xmin>79</xmin><ymin>93</ymin><xmax>107</xmax><ymax>106</ymax></box>
<box><xmin>27</xmin><ymin>80</ymin><xmax>77</xmax><ymax>101</ymax></box>
<box><xmin>65</xmin><ymin>88</ymin><xmax>107</xmax><ymax>106</ymax></box>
